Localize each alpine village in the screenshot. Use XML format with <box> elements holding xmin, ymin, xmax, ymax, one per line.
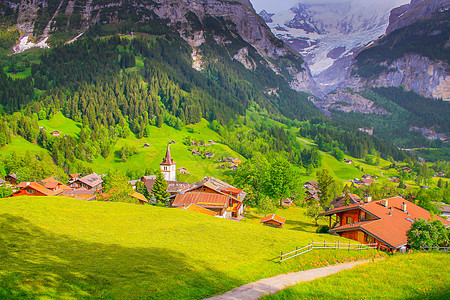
<box><xmin>0</xmin><ymin>0</ymin><xmax>449</xmax><ymax>299</ymax></box>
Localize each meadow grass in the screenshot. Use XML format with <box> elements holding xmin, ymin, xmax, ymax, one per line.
<box><xmin>263</xmin><ymin>252</ymin><xmax>450</xmax><ymax>300</ymax></box>
<box><xmin>0</xmin><ymin>136</ymin><xmax>51</xmax><ymax>158</ymax></box>
<box><xmin>38</xmin><ymin>112</ymin><xmax>82</xmax><ymax>137</ymax></box>
<box><xmin>90</xmin><ymin>119</ymin><xmax>243</xmax><ymax>181</ymax></box>
<box><xmin>0</xmin><ymin>196</ymin><xmax>384</xmax><ymax>299</ymax></box>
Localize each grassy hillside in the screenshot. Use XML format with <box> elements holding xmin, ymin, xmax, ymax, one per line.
<box><xmin>0</xmin><ymin>197</ymin><xmax>383</xmax><ymax>299</ymax></box>
<box><xmin>264</xmin><ymin>253</ymin><xmax>450</xmax><ymax>299</ymax></box>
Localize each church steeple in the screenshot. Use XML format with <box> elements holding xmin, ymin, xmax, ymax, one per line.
<box><xmin>161</xmin><ymin>143</ymin><xmax>174</xmax><ymax>165</ymax></box>
<box><xmin>160</xmin><ymin>143</ymin><xmax>176</xmax><ymax>181</ymax></box>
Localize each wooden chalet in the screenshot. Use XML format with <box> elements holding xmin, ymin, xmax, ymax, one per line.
<box><xmin>328</xmin><ymin>193</ymin><xmax>362</xmax><ymax>210</ymax></box>
<box><xmin>282</xmin><ymin>199</ymin><xmax>296</xmax><ymax>207</ymax></box>
<box><xmin>184</xmin><ymin>204</ymin><xmax>217</xmax><ymax>216</ymax></box>
<box><xmin>59</xmin><ymin>188</ymin><xmax>96</xmax><ymax>201</ymax></box>
<box><xmin>171</xmin><ymin>177</ymin><xmax>246</xmax><ymax>218</ymax></box>
<box><xmin>70</xmin><ymin>173</ymin><xmax>103</xmax><ymax>191</ymax></box>
<box><xmin>260</xmin><ymin>214</ymin><xmax>286</xmax><ymax>228</ymax></box>
<box><xmin>10</xmin><ymin>182</ymin><xmax>55</xmax><ymax>197</ymax></box>
<box><xmin>5</xmin><ymin>173</ymin><xmax>18</xmax><ymax>185</ymax></box>
<box><xmin>130</xmin><ymin>192</ymin><xmax>148</xmax><ymax>204</ymax></box>
<box><xmin>320</xmin><ymin>196</ymin><xmax>450</xmax><ymax>252</ymax></box>
<box><xmin>39</xmin><ymin>177</ymin><xmax>71</xmax><ymax>194</ymax></box>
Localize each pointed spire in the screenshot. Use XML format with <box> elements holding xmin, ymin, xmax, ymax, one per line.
<box><xmin>161</xmin><ymin>143</ymin><xmax>174</xmax><ymax>165</ymax></box>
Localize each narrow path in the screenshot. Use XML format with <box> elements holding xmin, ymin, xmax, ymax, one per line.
<box><xmin>206</xmin><ymin>260</ymin><xmax>376</xmax><ymax>300</ymax></box>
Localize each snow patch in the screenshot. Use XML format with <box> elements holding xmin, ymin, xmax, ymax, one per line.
<box><xmin>13</xmin><ymin>36</ymin><xmax>50</xmax><ymax>54</ymax></box>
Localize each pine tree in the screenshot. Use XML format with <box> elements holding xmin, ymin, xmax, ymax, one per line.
<box><xmin>152</xmin><ymin>169</ymin><xmax>170</xmax><ymax>205</ymax></box>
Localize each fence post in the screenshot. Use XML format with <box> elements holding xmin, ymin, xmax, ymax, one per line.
<box><xmin>296</xmin><ymin>246</ymin><xmax>298</xmax><ymax>254</ymax></box>
<box><xmin>337</xmin><ymin>240</ymin><xmax>339</xmax><ymax>250</ymax></box>
<box><xmin>280</xmin><ymin>251</ymin><xmax>283</xmax><ymax>263</ymax></box>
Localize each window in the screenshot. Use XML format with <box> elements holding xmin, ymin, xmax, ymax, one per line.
<box><xmin>346</xmin><ymin>217</ymin><xmax>352</xmax><ymax>224</ymax></box>
<box><xmin>27</xmin><ymin>189</ymin><xmax>35</xmax><ymax>194</ymax></box>
<box><xmin>367</xmin><ymin>235</ymin><xmax>374</xmax><ymax>243</ymax></box>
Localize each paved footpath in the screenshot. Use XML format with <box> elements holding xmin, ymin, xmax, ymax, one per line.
<box><xmin>206</xmin><ymin>260</ymin><xmax>375</xmax><ymax>300</ymax></box>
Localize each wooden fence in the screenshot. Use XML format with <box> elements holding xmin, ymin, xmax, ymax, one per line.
<box><xmin>420</xmin><ymin>246</ymin><xmax>450</xmax><ymax>252</ymax></box>
<box><xmin>279</xmin><ymin>241</ymin><xmax>378</xmax><ymax>263</ymax></box>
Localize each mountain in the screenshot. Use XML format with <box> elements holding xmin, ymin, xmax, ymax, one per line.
<box><xmin>2</xmin><ymin>0</ymin><xmax>320</xmax><ymax>95</ymax></box>
<box><xmin>258</xmin><ymin>0</ymin><xmax>408</xmax><ymax>90</ymax></box>
<box><xmin>348</xmin><ymin>0</ymin><xmax>450</xmax><ymax>101</ymax></box>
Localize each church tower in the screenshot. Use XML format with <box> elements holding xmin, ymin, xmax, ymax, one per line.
<box><xmin>160</xmin><ymin>143</ymin><xmax>176</xmax><ymax>181</ymax></box>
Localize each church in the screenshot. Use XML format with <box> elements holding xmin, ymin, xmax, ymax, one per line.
<box><xmin>160</xmin><ymin>143</ymin><xmax>177</xmax><ymax>181</ymax></box>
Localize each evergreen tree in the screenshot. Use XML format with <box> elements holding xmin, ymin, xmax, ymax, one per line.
<box><xmin>152</xmin><ymin>169</ymin><xmax>170</xmax><ymax>205</ymax></box>
<box><xmin>136</xmin><ymin>180</ymin><xmax>150</xmax><ymax>199</ymax></box>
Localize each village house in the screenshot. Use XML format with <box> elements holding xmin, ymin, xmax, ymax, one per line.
<box><xmin>303</xmin><ymin>181</ymin><xmax>318</xmax><ymax>190</ymax></box>
<box><xmin>344</xmin><ymin>158</ymin><xmax>352</xmax><ymax>164</ymax></box>
<box><xmin>5</xmin><ymin>173</ymin><xmax>18</xmax><ymax>185</ymax></box>
<box><xmin>320</xmin><ymin>196</ymin><xmax>450</xmax><ymax>252</ymax></box>
<box><xmin>260</xmin><ymin>214</ymin><xmax>286</xmax><ymax>228</ymax></box>
<box><xmin>178</xmin><ymin>167</ymin><xmax>189</xmax><ymax>175</ymax></box>
<box><xmin>328</xmin><ymin>193</ymin><xmax>363</xmax><ymax>210</ymax></box>
<box><xmin>60</xmin><ymin>188</ymin><xmax>96</xmax><ymax>201</ymax></box>
<box><xmin>10</xmin><ymin>182</ymin><xmax>55</xmax><ymax>197</ymax></box>
<box><xmin>51</xmin><ymin>131</ymin><xmax>60</xmax><ymax>137</ymax></box>
<box><xmin>171</xmin><ymin>177</ymin><xmax>246</xmax><ymax>218</ymax></box>
<box><xmin>182</xmin><ymin>203</ymin><xmax>217</xmax><ymax>216</ymax></box>
<box><xmin>281</xmin><ymin>198</ymin><xmax>296</xmax><ymax>207</ymax></box>
<box><xmin>39</xmin><ymin>177</ymin><xmax>71</xmax><ymax>194</ymax></box>
<box><xmin>69</xmin><ymin>173</ymin><xmax>103</xmax><ymax>191</ymax></box>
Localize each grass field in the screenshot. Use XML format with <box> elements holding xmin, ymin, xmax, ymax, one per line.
<box><xmin>263</xmin><ymin>252</ymin><xmax>450</xmax><ymax>300</ymax></box>
<box><xmin>0</xmin><ymin>196</ymin><xmax>383</xmax><ymax>299</ymax></box>
<box><xmin>38</xmin><ymin>112</ymin><xmax>82</xmax><ymax>137</ymax></box>
<box><xmin>90</xmin><ymin>119</ymin><xmax>243</xmax><ymax>181</ymax></box>
<box><xmin>0</xmin><ymin>136</ymin><xmax>51</xmax><ymax>158</ymax></box>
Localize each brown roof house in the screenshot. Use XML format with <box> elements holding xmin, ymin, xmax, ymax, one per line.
<box><xmin>260</xmin><ymin>214</ymin><xmax>286</xmax><ymax>228</ymax></box>
<box><xmin>69</xmin><ymin>173</ymin><xmax>103</xmax><ymax>191</ymax></box>
<box><xmin>320</xmin><ymin>196</ymin><xmax>450</xmax><ymax>252</ymax></box>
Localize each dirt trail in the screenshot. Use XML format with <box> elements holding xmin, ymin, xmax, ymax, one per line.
<box><xmin>206</xmin><ymin>260</ymin><xmax>376</xmax><ymax>300</ymax></box>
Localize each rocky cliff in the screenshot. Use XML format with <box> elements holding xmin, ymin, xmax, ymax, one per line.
<box><xmin>348</xmin><ymin>0</ymin><xmax>449</xmax><ymax>101</ymax></box>
<box><xmin>3</xmin><ymin>0</ymin><xmax>319</xmax><ymax>95</ymax></box>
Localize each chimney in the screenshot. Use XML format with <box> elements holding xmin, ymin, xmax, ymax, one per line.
<box><xmin>364</xmin><ymin>196</ymin><xmax>372</xmax><ymax>203</ymax></box>
<box><xmin>384</xmin><ymin>199</ymin><xmax>389</xmax><ymax>208</ymax></box>
<box><xmin>401</xmin><ymin>202</ymin><xmax>407</xmax><ymax>212</ymax></box>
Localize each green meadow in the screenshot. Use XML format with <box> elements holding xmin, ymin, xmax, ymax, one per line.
<box><xmin>38</xmin><ymin>112</ymin><xmax>82</xmax><ymax>137</ymax></box>
<box><xmin>264</xmin><ymin>252</ymin><xmax>450</xmax><ymax>300</ymax></box>
<box><xmin>0</xmin><ymin>196</ymin><xmax>383</xmax><ymax>299</ymax></box>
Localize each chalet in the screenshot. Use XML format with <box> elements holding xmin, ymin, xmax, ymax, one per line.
<box><xmin>281</xmin><ymin>199</ymin><xmax>296</xmax><ymax>207</ymax></box>
<box><xmin>328</xmin><ymin>193</ymin><xmax>362</xmax><ymax>210</ymax></box>
<box><xmin>344</xmin><ymin>158</ymin><xmax>352</xmax><ymax>164</ymax></box>
<box><xmin>10</xmin><ymin>182</ymin><xmax>55</xmax><ymax>197</ymax></box>
<box><xmin>171</xmin><ymin>177</ymin><xmax>246</xmax><ymax>218</ymax></box>
<box><xmin>130</xmin><ymin>192</ymin><xmax>148</xmax><ymax>204</ymax></box>
<box><xmin>390</xmin><ymin>177</ymin><xmax>400</xmax><ymax>183</ymax></box>
<box><xmin>144</xmin><ymin>178</ymin><xmax>192</xmax><ymax>196</ymax></box>
<box><xmin>437</xmin><ymin>204</ymin><xmax>450</xmax><ymax>220</ymax></box>
<box><xmin>362</xmin><ymin>174</ymin><xmax>372</xmax><ymax>180</ymax></box>
<box><xmin>51</xmin><ymin>131</ymin><xmax>60</xmax><ymax>137</ymax></box>
<box><xmin>39</xmin><ymin>177</ymin><xmax>70</xmax><ymax>194</ymax></box>
<box><xmin>401</xmin><ymin>166</ymin><xmax>411</xmax><ymax>172</ymax></box>
<box><xmin>320</xmin><ymin>196</ymin><xmax>450</xmax><ymax>252</ymax></box>
<box><xmin>141</xmin><ymin>175</ymin><xmax>156</xmax><ymax>182</ymax></box>
<box><xmin>5</xmin><ymin>173</ymin><xmax>18</xmax><ymax>185</ymax></box>
<box><xmin>170</xmin><ymin>140</ymin><xmax>175</xmax><ymax>144</ymax></box>
<box><xmin>184</xmin><ymin>203</ymin><xmax>216</xmax><ymax>216</ymax></box>
<box><xmin>70</xmin><ymin>173</ymin><xmax>103</xmax><ymax>191</ymax></box>
<box><xmin>178</xmin><ymin>167</ymin><xmax>189</xmax><ymax>175</ymax></box>
<box><xmin>361</xmin><ymin>178</ymin><xmax>373</xmax><ymax>186</ymax></box>
<box><xmin>436</xmin><ymin>172</ymin><xmax>445</xmax><ymax>177</ymax></box>
<box><xmin>128</xmin><ymin>179</ymin><xmax>139</xmax><ymax>189</ymax></box>
<box><xmin>143</xmin><ymin>143</ymin><xmax>151</xmax><ymax>148</ymax></box>
<box><xmin>205</xmin><ymin>152</ymin><xmax>214</xmax><ymax>158</ymax></box>
<box><xmin>208</xmin><ymin>140</ymin><xmax>216</xmax><ymax>144</ymax></box>
<box><xmin>303</xmin><ymin>181</ymin><xmax>318</xmax><ymax>190</ymax></box>
<box><xmin>260</xmin><ymin>214</ymin><xmax>286</xmax><ymax>228</ymax></box>
<box><xmin>420</xmin><ymin>185</ymin><xmax>430</xmax><ymax>189</ymax></box>
<box><xmin>59</xmin><ymin>188</ymin><xmax>96</xmax><ymax>201</ymax></box>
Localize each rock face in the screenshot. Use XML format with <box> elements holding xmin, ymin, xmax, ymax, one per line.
<box><xmin>313</xmin><ymin>90</ymin><xmax>390</xmax><ymax>115</ymax></box>
<box><xmin>347</xmin><ymin>0</ymin><xmax>450</xmax><ymax>101</ymax></box>
<box><xmin>5</xmin><ymin>0</ymin><xmax>319</xmax><ymax>95</ymax></box>
<box><xmin>386</xmin><ymin>0</ymin><xmax>450</xmax><ymax>34</ymax></box>
<box><xmin>350</xmin><ymin>54</ymin><xmax>449</xmax><ymax>101</ymax></box>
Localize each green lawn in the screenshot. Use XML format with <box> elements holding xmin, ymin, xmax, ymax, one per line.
<box><xmin>0</xmin><ymin>197</ymin><xmax>384</xmax><ymax>299</ymax></box>
<box><xmin>263</xmin><ymin>252</ymin><xmax>450</xmax><ymax>300</ymax></box>
<box><xmin>90</xmin><ymin>119</ymin><xmax>243</xmax><ymax>181</ymax></box>
<box><xmin>38</xmin><ymin>112</ymin><xmax>82</xmax><ymax>137</ymax></box>
<box><xmin>0</xmin><ymin>136</ymin><xmax>51</xmax><ymax>158</ymax></box>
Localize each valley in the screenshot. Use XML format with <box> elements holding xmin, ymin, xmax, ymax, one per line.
<box><xmin>0</xmin><ymin>0</ymin><xmax>449</xmax><ymax>299</ymax></box>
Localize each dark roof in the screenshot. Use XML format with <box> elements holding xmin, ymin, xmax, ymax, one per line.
<box><xmin>328</xmin><ymin>193</ymin><xmax>362</xmax><ymax>209</ymax></box>
<box><xmin>144</xmin><ymin>179</ymin><xmax>192</xmax><ymax>194</ymax></box>
<box><xmin>77</xmin><ymin>173</ymin><xmax>103</xmax><ymax>187</ymax></box>
<box><xmin>6</xmin><ymin>173</ymin><xmax>17</xmax><ymax>179</ymax></box>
